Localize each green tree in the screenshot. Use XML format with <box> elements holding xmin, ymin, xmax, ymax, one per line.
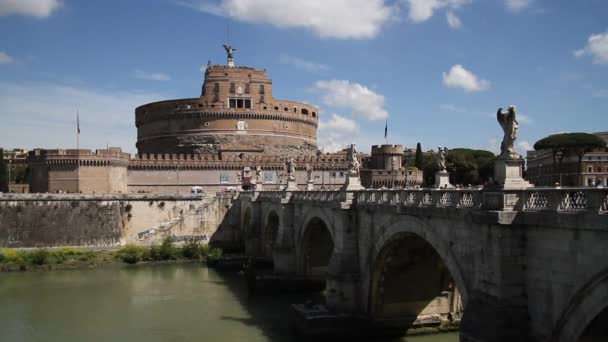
<box><xmin>0</xmin><ymin>149</ymin><xmax>7</xmax><ymax>192</ymax></box>
<box><xmin>534</xmin><ymin>133</ymin><xmax>607</xmax><ymax>185</ymax></box>
<box><xmin>446</xmin><ymin>149</ymin><xmax>495</xmax><ymax>186</ymax></box>
<box><xmin>415</xmin><ymin>142</ymin><xmax>423</xmax><ymax>169</ymax></box>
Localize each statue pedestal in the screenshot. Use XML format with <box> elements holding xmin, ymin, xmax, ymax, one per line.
<box><xmin>286</xmin><ymin>178</ymin><xmax>298</xmax><ymax>191</ymax></box>
<box><xmin>494</xmin><ymin>158</ymin><xmax>532</xmax><ymax>189</ymax></box>
<box><xmin>342</xmin><ymin>172</ymin><xmax>364</xmax><ymax>191</ymax></box>
<box><xmin>306</xmin><ymin>180</ymin><xmax>314</xmax><ymax>191</ymax></box>
<box><xmin>435</xmin><ymin>171</ymin><xmax>451</xmax><ymax>188</ymax></box>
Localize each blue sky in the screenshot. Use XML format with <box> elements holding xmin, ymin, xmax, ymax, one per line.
<box><xmin>0</xmin><ymin>0</ymin><xmax>607</xmax><ymax>155</ymax></box>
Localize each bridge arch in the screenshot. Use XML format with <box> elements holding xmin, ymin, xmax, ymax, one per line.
<box><xmin>261</xmin><ymin>210</ymin><xmax>280</xmax><ymax>258</ymax></box>
<box><xmin>551</xmin><ymin>268</ymin><xmax>608</xmax><ymax>342</ymax></box>
<box><xmin>368</xmin><ymin>217</ymin><xmax>468</xmax><ymax>333</ymax></box>
<box><xmin>297</xmin><ymin>210</ymin><xmax>335</xmax><ymax>277</ymax></box>
<box><xmin>242</xmin><ymin>205</ymin><xmax>254</xmax><ymax>237</ymax></box>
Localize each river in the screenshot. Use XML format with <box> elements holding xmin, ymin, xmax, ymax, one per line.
<box><xmin>0</xmin><ymin>264</ymin><xmax>458</xmax><ymax>342</ymax></box>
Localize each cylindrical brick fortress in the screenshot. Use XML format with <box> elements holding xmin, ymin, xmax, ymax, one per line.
<box><xmin>136</xmin><ymin>65</ymin><xmax>319</xmax><ymax>157</ymax></box>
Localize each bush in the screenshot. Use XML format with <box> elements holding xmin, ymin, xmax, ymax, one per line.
<box><xmin>207</xmin><ymin>247</ymin><xmax>223</xmax><ymax>261</ymax></box>
<box><xmin>116</xmin><ymin>244</ymin><xmax>146</xmax><ymax>264</ymax></box>
<box><xmin>159</xmin><ymin>237</ymin><xmax>176</xmax><ymax>260</ymax></box>
<box><xmin>181</xmin><ymin>239</ymin><xmax>202</xmax><ymax>260</ymax></box>
<box><xmin>29</xmin><ymin>249</ymin><xmax>49</xmax><ymax>265</ymax></box>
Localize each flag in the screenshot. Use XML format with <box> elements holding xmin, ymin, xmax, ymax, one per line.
<box><xmin>384</xmin><ymin>120</ymin><xmax>388</xmax><ymax>139</ymax></box>
<box><xmin>77</xmin><ymin>111</ymin><xmax>80</xmax><ymax>135</ymax></box>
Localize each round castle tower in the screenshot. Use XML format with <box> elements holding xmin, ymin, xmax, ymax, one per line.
<box><xmin>135</xmin><ymin>46</ymin><xmax>319</xmax><ymax>157</ymax></box>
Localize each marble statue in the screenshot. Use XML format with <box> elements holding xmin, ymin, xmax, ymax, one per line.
<box><xmin>287</xmin><ymin>158</ymin><xmax>296</xmax><ymax>180</ymax></box>
<box><xmin>497</xmin><ymin>106</ymin><xmax>520</xmax><ymax>160</ymax></box>
<box><xmin>437</xmin><ymin>147</ymin><xmax>448</xmax><ymax>171</ymax></box>
<box><xmin>348</xmin><ymin>144</ymin><xmax>361</xmax><ymax>174</ymax></box>
<box><xmin>256</xmin><ymin>166</ymin><xmax>263</xmax><ymax>183</ymax></box>
<box><xmin>305</xmin><ymin>163</ymin><xmax>313</xmax><ymax>182</ymax></box>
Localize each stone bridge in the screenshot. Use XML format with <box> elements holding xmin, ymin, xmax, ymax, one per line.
<box><xmin>237</xmin><ymin>187</ymin><xmax>608</xmax><ymax>341</ymax></box>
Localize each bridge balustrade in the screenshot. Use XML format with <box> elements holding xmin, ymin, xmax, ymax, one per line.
<box><xmin>520</xmin><ymin>188</ymin><xmax>608</xmax><ymax>214</ymax></box>
<box><xmin>241</xmin><ymin>187</ymin><xmax>608</xmax><ymax>214</ymax></box>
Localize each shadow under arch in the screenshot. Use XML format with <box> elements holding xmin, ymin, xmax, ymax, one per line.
<box><xmin>551</xmin><ymin>268</ymin><xmax>608</xmax><ymax>342</ymax></box>
<box><xmin>368</xmin><ymin>219</ymin><xmax>468</xmax><ymax>336</ymax></box>
<box><xmin>299</xmin><ymin>216</ymin><xmax>334</xmax><ymax>279</ymax></box>
<box><xmin>262</xmin><ymin>210</ymin><xmax>280</xmax><ymax>258</ymax></box>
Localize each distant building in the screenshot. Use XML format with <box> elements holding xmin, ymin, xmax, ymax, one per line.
<box><xmin>361</xmin><ymin>145</ymin><xmax>423</xmax><ymax>188</ymax></box>
<box><xmin>2</xmin><ymin>148</ymin><xmax>29</xmax><ymax>165</ymax></box>
<box><xmin>26</xmin><ymin>46</ymin><xmax>350</xmax><ymax>194</ymax></box>
<box><xmin>526</xmin><ymin>133</ymin><xmax>608</xmax><ymax>187</ymax></box>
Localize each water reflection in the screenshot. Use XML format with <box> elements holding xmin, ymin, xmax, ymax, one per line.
<box><xmin>0</xmin><ymin>264</ymin><xmax>457</xmax><ymax>342</ymax></box>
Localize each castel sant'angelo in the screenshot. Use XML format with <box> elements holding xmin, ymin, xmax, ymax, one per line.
<box><xmin>27</xmin><ymin>46</ymin><xmax>422</xmax><ymax>194</ymax></box>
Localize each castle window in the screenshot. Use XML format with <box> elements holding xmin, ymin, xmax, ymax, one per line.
<box><xmin>214</xmin><ymin>83</ymin><xmax>220</xmax><ymax>93</ymax></box>
<box><xmin>274</xmin><ymin>106</ymin><xmax>279</xmax><ymax>110</ymax></box>
<box><xmin>588</xmin><ymin>166</ymin><xmax>593</xmax><ymax>173</ymax></box>
<box><xmin>220</xmin><ymin>173</ymin><xmax>230</xmax><ymax>184</ymax></box>
<box><xmin>229</xmin><ymin>83</ymin><xmax>236</xmax><ymax>94</ymax></box>
<box><xmin>293</xmin><ymin>107</ymin><xmax>297</xmax><ymax>113</ymax></box>
<box><xmin>301</xmin><ymin>108</ymin><xmax>309</xmax><ymax>115</ymax></box>
<box><xmin>284</xmin><ymin>107</ymin><xmax>288</xmax><ymax>112</ymax></box>
<box><xmin>204</xmin><ymin>122</ymin><xmax>210</xmax><ymax>127</ymax></box>
<box><xmin>245</xmin><ymin>83</ymin><xmax>250</xmax><ymax>94</ymax></box>
<box><xmin>229</xmin><ymin>98</ymin><xmax>252</xmax><ymax>109</ymax></box>
<box><xmin>259</xmin><ymin>85</ymin><xmax>265</xmax><ymax>94</ymax></box>
<box><xmin>260</xmin><ymin>95</ymin><xmax>265</xmax><ymax>103</ymax></box>
<box><xmin>263</xmin><ymin>106</ymin><xmax>267</xmax><ymax>110</ymax></box>
<box><xmin>312</xmin><ymin>112</ymin><xmax>317</xmax><ymax>118</ymax></box>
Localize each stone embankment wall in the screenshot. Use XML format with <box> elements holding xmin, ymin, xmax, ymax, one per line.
<box><xmin>0</xmin><ymin>193</ymin><xmax>239</xmax><ymax>248</ymax></box>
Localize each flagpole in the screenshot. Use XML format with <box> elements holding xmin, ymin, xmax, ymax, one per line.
<box><xmin>77</xmin><ymin>110</ymin><xmax>80</xmax><ymax>151</ymax></box>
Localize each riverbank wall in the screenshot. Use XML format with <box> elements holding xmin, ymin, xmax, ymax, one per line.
<box><xmin>0</xmin><ymin>193</ymin><xmax>240</xmax><ymax>248</ymax></box>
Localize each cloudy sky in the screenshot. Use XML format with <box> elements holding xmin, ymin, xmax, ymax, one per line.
<box><xmin>0</xmin><ymin>0</ymin><xmax>607</xmax><ymax>154</ymax></box>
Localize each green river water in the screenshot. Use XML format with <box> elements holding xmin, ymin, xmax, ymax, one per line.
<box><xmin>0</xmin><ymin>264</ymin><xmax>458</xmax><ymax>342</ymax></box>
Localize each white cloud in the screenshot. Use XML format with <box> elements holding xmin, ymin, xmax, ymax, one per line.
<box><xmin>0</xmin><ymin>82</ymin><xmax>168</xmax><ymax>153</ymax></box>
<box><xmin>182</xmin><ymin>0</ymin><xmax>394</xmax><ymax>39</ymax></box>
<box><xmin>0</xmin><ymin>51</ymin><xmax>14</xmax><ymax>64</ymax></box>
<box><xmin>320</xmin><ymin>113</ymin><xmax>358</xmax><ymax>132</ymax></box>
<box><xmin>442</xmin><ymin>64</ymin><xmax>490</xmax><ymax>92</ymax></box>
<box><xmin>574</xmin><ymin>31</ymin><xmax>608</xmax><ymax>65</ymax></box>
<box><xmin>446</xmin><ymin>11</ymin><xmax>462</xmax><ymax>29</ymax></box>
<box><xmin>505</xmin><ymin>0</ymin><xmax>532</xmax><ymax>12</ymax></box>
<box><xmin>317</xmin><ymin>113</ymin><xmax>359</xmax><ymax>152</ymax></box>
<box><xmin>439</xmin><ymin>103</ymin><xmax>466</xmax><ymax>113</ymax></box>
<box><xmin>132</xmin><ymin>69</ymin><xmax>171</xmax><ymax>81</ymax></box>
<box><xmin>405</xmin><ymin>0</ymin><xmax>470</xmax><ymax>23</ymax></box>
<box><xmin>279</xmin><ymin>54</ymin><xmax>329</xmax><ymax>73</ymax></box>
<box><xmin>0</xmin><ymin>0</ymin><xmax>61</xmax><ymax>18</ymax></box>
<box><xmin>518</xmin><ymin>113</ymin><xmax>532</xmax><ymax>123</ymax></box>
<box><xmin>314</xmin><ymin>79</ymin><xmax>389</xmax><ymax>120</ymax></box>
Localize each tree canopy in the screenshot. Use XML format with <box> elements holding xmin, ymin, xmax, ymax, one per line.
<box><xmin>422</xmin><ymin>148</ymin><xmax>495</xmax><ymax>186</ymax></box>
<box><xmin>534</xmin><ymin>133</ymin><xmax>606</xmax><ymax>151</ymax></box>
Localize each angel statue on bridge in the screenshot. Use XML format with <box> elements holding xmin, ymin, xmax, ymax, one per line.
<box><xmin>347</xmin><ymin>144</ymin><xmax>361</xmax><ymax>175</ymax></box>
<box><xmin>496</xmin><ymin>106</ymin><xmax>520</xmax><ymax>160</ymax></box>
<box><xmin>437</xmin><ymin>147</ymin><xmax>448</xmax><ymax>172</ymax></box>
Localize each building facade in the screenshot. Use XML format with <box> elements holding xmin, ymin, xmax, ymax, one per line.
<box><xmin>526</xmin><ymin>132</ymin><xmax>608</xmax><ymax>187</ymax></box>
<box><xmin>361</xmin><ymin>145</ymin><xmax>423</xmax><ymax>188</ymax></box>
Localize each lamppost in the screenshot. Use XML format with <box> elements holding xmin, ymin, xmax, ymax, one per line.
<box><xmin>8</xmin><ymin>159</ymin><xmax>12</xmax><ymax>191</ymax></box>
<box><xmin>556</xmin><ymin>150</ymin><xmax>564</xmax><ymax>186</ymax></box>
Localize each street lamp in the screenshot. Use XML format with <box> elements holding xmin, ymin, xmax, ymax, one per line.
<box><xmin>8</xmin><ymin>159</ymin><xmax>12</xmax><ymax>191</ymax></box>
<box><xmin>556</xmin><ymin>151</ymin><xmax>564</xmax><ymax>186</ymax></box>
